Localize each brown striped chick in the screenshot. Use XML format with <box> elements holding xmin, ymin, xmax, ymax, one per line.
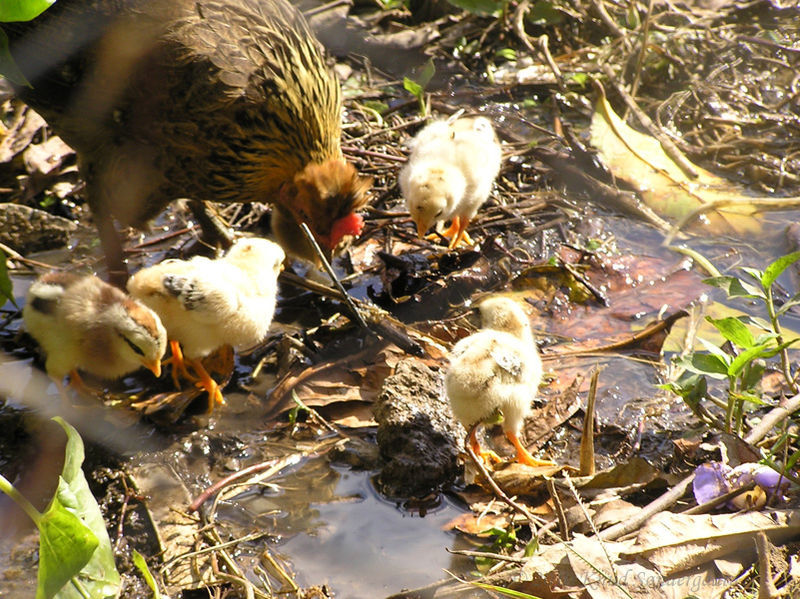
<box><xmin>127</xmin><ymin>238</ymin><xmax>285</xmax><ymax>412</ymax></box>
<box><xmin>399</xmin><ymin>116</ymin><xmax>502</xmax><ymax>249</ymax></box>
<box><xmin>23</xmin><ymin>273</ymin><xmax>167</xmax><ymax>392</ymax></box>
<box><xmin>445</xmin><ymin>296</ymin><xmax>553</xmax><ymax>467</ymax></box>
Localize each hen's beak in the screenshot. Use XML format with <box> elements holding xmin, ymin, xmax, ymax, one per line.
<box><xmin>142</xmin><ymin>359</ymin><xmax>162</xmax><ymax>378</ymax></box>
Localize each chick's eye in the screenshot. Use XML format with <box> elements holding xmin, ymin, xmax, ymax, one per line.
<box><xmin>435</xmin><ymin>209</ymin><xmax>443</xmax><ymax>217</ymax></box>
<box><xmin>120</xmin><ymin>334</ymin><xmax>145</xmax><ymax>357</ymax></box>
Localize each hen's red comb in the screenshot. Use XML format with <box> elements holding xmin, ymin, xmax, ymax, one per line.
<box><xmin>329</xmin><ymin>213</ymin><xmax>364</xmax><ymax>248</ymax></box>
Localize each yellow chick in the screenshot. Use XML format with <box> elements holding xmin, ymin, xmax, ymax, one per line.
<box><xmin>127</xmin><ymin>237</ymin><xmax>285</xmax><ymax>411</ymax></box>
<box><xmin>399</xmin><ymin>116</ymin><xmax>502</xmax><ymax>248</ymax></box>
<box><xmin>23</xmin><ymin>272</ymin><xmax>167</xmax><ymax>390</ymax></box>
<box><xmin>445</xmin><ymin>296</ymin><xmax>552</xmax><ymax>466</ymax></box>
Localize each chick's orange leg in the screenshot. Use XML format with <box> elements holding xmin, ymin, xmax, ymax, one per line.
<box><xmin>506</xmin><ymin>431</ymin><xmax>556</xmax><ymax>467</ymax></box>
<box><xmin>187</xmin><ymin>358</ymin><xmax>226</xmax><ymax>413</ymax></box>
<box><xmin>427</xmin><ymin>217</ymin><xmax>461</xmax><ymax>242</ymax></box>
<box><xmin>468</xmin><ymin>425</ymin><xmax>502</xmax><ymax>464</ymax></box>
<box><xmin>163</xmin><ymin>340</ymin><xmax>197</xmax><ymax>388</ymax></box>
<box><xmin>447</xmin><ymin>217</ymin><xmax>474</xmax><ymax>249</ymax></box>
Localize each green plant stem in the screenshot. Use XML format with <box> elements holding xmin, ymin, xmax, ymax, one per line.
<box><xmin>764</xmin><ymin>285</ymin><xmax>797</xmax><ymax>394</ymax></box>
<box><xmin>0</xmin><ymin>472</ymin><xmax>42</xmax><ymax>525</ymax></box>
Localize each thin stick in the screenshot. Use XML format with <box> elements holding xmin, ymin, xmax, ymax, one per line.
<box><xmin>464</xmin><ymin>425</ymin><xmax>539</xmax><ymax>532</ymax></box>
<box><xmin>628</xmin><ymin>0</ymin><xmax>654</xmax><ymax>101</ymax></box>
<box><xmin>299</xmin><ymin>222</ymin><xmax>370</xmax><ymax>331</ymax></box>
<box><xmin>188</xmin><ymin>454</ymin><xmax>301</xmax><ymax>512</ymax></box>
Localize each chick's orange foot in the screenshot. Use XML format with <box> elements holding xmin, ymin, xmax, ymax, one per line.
<box><xmin>5</xmin><ymin>0</ymin><xmax>371</xmax><ymax>280</ymax></box>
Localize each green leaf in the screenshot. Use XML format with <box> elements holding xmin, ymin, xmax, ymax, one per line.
<box><xmin>37</xmin><ymin>488</ymin><xmax>98</xmax><ymax>599</ymax></box>
<box><xmin>495</xmin><ymin>47</ymin><xmax>516</xmax><ymax>61</ymax></box>
<box><xmin>676</xmin><ymin>351</ymin><xmax>728</xmax><ymax>379</ymax></box>
<box><xmin>762</xmin><ymin>251</ymin><xmax>800</xmax><ymax>290</ymax></box>
<box><xmin>0</xmin><ymin>0</ymin><xmax>54</xmax><ymax>22</ymax></box>
<box><xmin>0</xmin><ymin>249</ymin><xmax>18</xmax><ymax>309</ymax></box>
<box><xmin>362</xmin><ymin>100</ymin><xmax>389</xmax><ymax>115</ymax></box>
<box><xmin>727</xmin><ymin>343</ymin><xmax>774</xmax><ymax>380</ymax></box>
<box><xmin>706</xmin><ymin>316</ymin><xmax>755</xmax><ymax>348</ymax></box>
<box><xmin>132</xmin><ymin>551</ymin><xmax>161</xmax><ymax>599</ymax></box>
<box><xmin>403</xmin><ymin>76</ymin><xmax>422</xmax><ymax>99</ymax></box>
<box><xmin>0</xmin><ymin>28</ymin><xmax>30</xmax><ymax>86</ymax></box>
<box><xmin>703</xmin><ymin>275</ymin><xmax>765</xmax><ymax>300</ymax></box>
<box><xmin>36</xmin><ymin>418</ymin><xmax>121</xmax><ymax>599</ymax></box>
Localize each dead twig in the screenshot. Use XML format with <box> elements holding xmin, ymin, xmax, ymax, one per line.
<box><xmin>464</xmin><ymin>424</ymin><xmax>541</xmax><ymax>532</ymax></box>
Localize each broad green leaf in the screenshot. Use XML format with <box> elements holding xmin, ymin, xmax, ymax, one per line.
<box><xmin>36</xmin><ymin>418</ymin><xmax>120</xmax><ymax>599</ymax></box>
<box><xmin>703</xmin><ymin>275</ymin><xmax>765</xmax><ymax>300</ymax></box>
<box><xmin>0</xmin><ymin>28</ymin><xmax>30</xmax><ymax>86</ymax></box>
<box><xmin>0</xmin><ymin>249</ymin><xmax>18</xmax><ymax>308</ymax></box>
<box><xmin>589</xmin><ymin>91</ymin><xmax>765</xmax><ymax>236</ymax></box>
<box><xmin>132</xmin><ymin>551</ymin><xmax>161</xmax><ymax>599</ymax></box>
<box><xmin>0</xmin><ymin>0</ymin><xmax>54</xmax><ymax>22</ymax></box>
<box><xmin>37</xmin><ymin>482</ymin><xmax>99</xmax><ymax>599</ymax></box>
<box><xmin>762</xmin><ymin>251</ymin><xmax>800</xmax><ymax>290</ymax></box>
<box><xmin>706</xmin><ymin>316</ymin><xmax>755</xmax><ymax>348</ymax></box>
<box><xmin>677</xmin><ymin>351</ymin><xmax>728</xmax><ymax>379</ymax></box>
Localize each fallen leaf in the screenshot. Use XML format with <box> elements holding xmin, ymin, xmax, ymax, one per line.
<box><xmin>590</xmin><ymin>92</ymin><xmax>767</xmax><ymax>236</ymax></box>
<box><xmin>623</xmin><ymin>509</ymin><xmax>800</xmax><ymax>577</ymax></box>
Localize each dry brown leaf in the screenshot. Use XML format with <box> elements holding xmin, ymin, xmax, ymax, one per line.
<box><xmin>623</xmin><ymin>509</ymin><xmax>800</xmax><ymax>577</ymax></box>
<box><xmin>568</xmin><ymin>458</ymin><xmax>662</xmax><ymax>490</ymax></box>
<box><xmin>590</xmin><ymin>93</ymin><xmax>766</xmax><ymax>236</ymax></box>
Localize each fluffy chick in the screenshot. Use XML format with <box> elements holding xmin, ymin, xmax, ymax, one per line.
<box><xmin>445</xmin><ymin>296</ymin><xmax>552</xmax><ymax>466</ymax></box>
<box><xmin>127</xmin><ymin>237</ymin><xmax>285</xmax><ymax>412</ymax></box>
<box><xmin>23</xmin><ymin>272</ymin><xmax>167</xmax><ymax>390</ymax></box>
<box><xmin>399</xmin><ymin>116</ymin><xmax>502</xmax><ymax>249</ymax></box>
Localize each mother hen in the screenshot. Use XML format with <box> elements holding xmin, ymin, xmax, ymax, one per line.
<box><xmin>5</xmin><ymin>0</ymin><xmax>371</xmax><ymax>284</ymax></box>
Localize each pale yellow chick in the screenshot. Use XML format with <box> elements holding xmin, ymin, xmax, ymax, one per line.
<box><xmin>399</xmin><ymin>116</ymin><xmax>502</xmax><ymax>248</ymax></box>
<box><xmin>23</xmin><ymin>272</ymin><xmax>167</xmax><ymax>390</ymax></box>
<box><xmin>127</xmin><ymin>237</ymin><xmax>285</xmax><ymax>411</ymax></box>
<box><xmin>445</xmin><ymin>296</ymin><xmax>551</xmax><ymax>466</ymax></box>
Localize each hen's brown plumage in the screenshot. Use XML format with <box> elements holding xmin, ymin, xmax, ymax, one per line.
<box><xmin>5</xmin><ymin>0</ymin><xmax>371</xmax><ymax>283</ymax></box>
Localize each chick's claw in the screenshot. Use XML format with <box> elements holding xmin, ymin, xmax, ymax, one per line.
<box><xmin>187</xmin><ymin>358</ymin><xmax>226</xmax><ymax>414</ymax></box>
<box><xmin>507</xmin><ymin>432</ymin><xmax>556</xmax><ymax>468</ymax></box>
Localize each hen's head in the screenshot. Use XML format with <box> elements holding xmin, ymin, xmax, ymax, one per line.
<box><xmin>275</xmin><ymin>159</ymin><xmax>372</xmax><ymax>262</ymax></box>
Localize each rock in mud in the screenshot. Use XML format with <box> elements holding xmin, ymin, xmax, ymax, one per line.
<box><xmin>0</xmin><ymin>203</ymin><xmax>76</xmax><ymax>252</ymax></box>
<box><xmin>373</xmin><ymin>358</ymin><xmax>464</xmax><ymax>497</ymax></box>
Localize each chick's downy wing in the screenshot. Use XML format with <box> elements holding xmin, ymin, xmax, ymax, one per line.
<box><xmin>160</xmin><ymin>263</ymin><xmax>240</xmax><ymax>322</ymax></box>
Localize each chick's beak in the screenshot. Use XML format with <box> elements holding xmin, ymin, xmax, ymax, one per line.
<box><xmin>142</xmin><ymin>359</ymin><xmax>162</xmax><ymax>378</ymax></box>
<box><xmin>415</xmin><ymin>219</ymin><xmax>430</xmax><ymax>238</ymax></box>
